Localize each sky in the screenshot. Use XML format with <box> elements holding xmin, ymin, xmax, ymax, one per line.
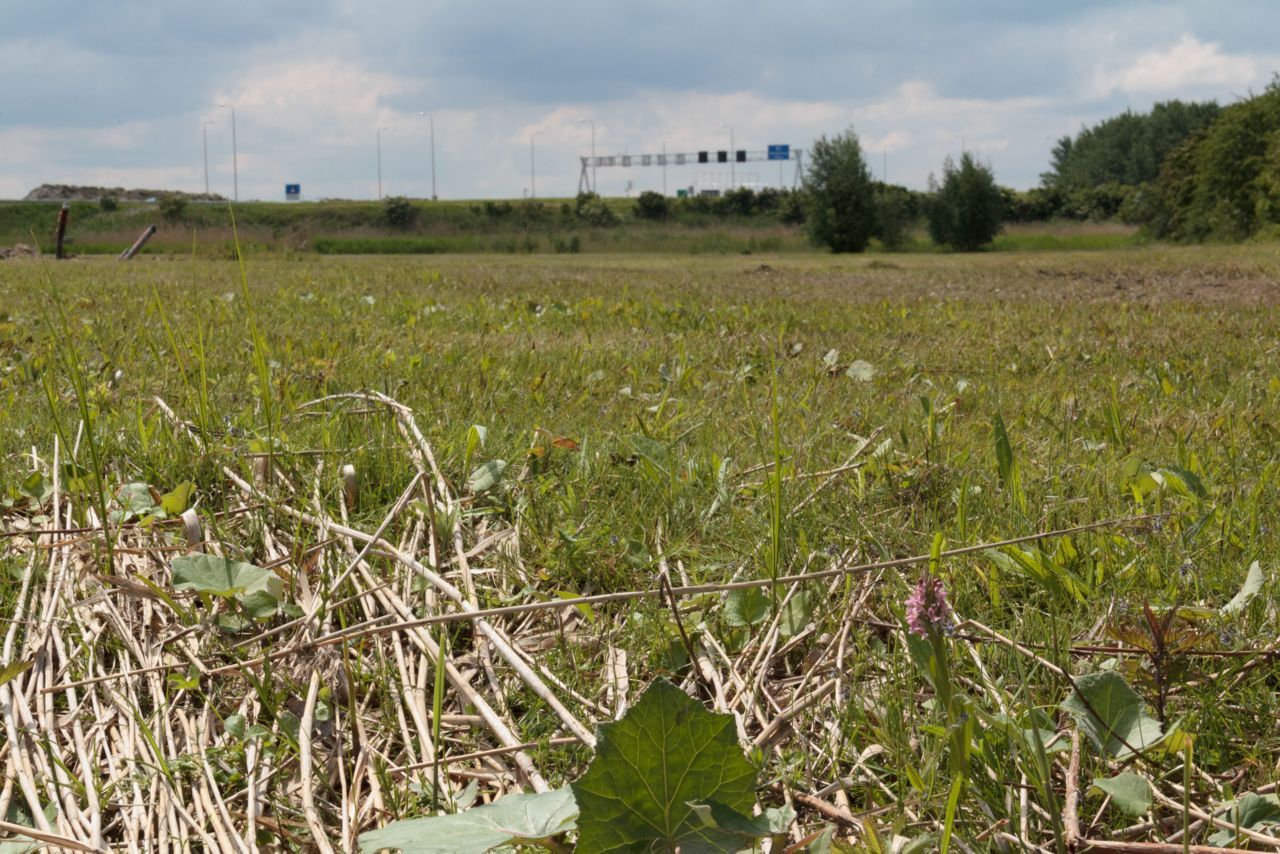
<box><xmin>1</xmin><ymin>1</ymin><xmax>1277</xmax><ymax>201</ymax></box>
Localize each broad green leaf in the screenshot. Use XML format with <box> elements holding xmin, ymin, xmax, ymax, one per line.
<box><xmin>724</xmin><ymin>588</ymin><xmax>771</xmax><ymax>628</ymax></box>
<box><xmin>1209</xmin><ymin>793</ymin><xmax>1280</xmax><ymax>846</ymax></box>
<box><xmin>777</xmin><ymin>590</ymin><xmax>813</xmax><ymax>639</ymax></box>
<box><xmin>0</xmin><ymin>659</ymin><xmax>33</xmax><ymax>688</ymax></box>
<box><xmin>171</xmin><ymin>554</ymin><xmax>282</xmax><ymax>618</ymax></box>
<box><xmin>17</xmin><ymin>472</ymin><xmax>51</xmax><ymax>504</ymax></box>
<box><xmin>845</xmin><ymin>359</ymin><xmax>876</xmax><ymax>382</ymax></box>
<box><xmin>1222</xmin><ymin>560</ymin><xmax>1265</xmax><ymax>617</ymax></box>
<box><xmin>687</xmin><ymin>801</ymin><xmax>795</xmax><ymax>848</ymax></box>
<box><xmin>1090</xmin><ymin>772</ymin><xmax>1152</xmax><ymax>816</ymax></box>
<box><xmin>572</xmin><ymin>678</ymin><xmax>758</xmax><ymax>852</ymax></box>
<box><xmin>904</xmin><ymin>627</ymin><xmax>939</xmax><ymax>691</ymax></box>
<box><xmin>224</xmin><ymin>714</ymin><xmax>247</xmax><ymax>738</ymax></box>
<box><xmin>467</xmin><ymin>459</ymin><xmax>507</xmax><ymax>493</ymax></box>
<box><xmin>358</xmin><ymin>787</ymin><xmax>578</xmax><ymax>853</ymax></box>
<box><xmin>160</xmin><ymin>481</ymin><xmax>196</xmax><ymax>515</ymax></box>
<box><xmin>116</xmin><ymin>482</ymin><xmax>162</xmax><ymax>520</ymax></box>
<box><xmin>1061</xmin><ymin>672</ymin><xmax>1162</xmax><ymax>758</ymax></box>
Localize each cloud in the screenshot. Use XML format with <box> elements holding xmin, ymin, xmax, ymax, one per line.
<box><xmin>4</xmin><ymin>3</ymin><xmax>1280</xmax><ymax>198</ymax></box>
<box><xmin>1095</xmin><ymin>34</ymin><xmax>1275</xmax><ymax>96</ymax></box>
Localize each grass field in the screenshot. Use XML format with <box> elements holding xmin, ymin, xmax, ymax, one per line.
<box><xmin>1</xmin><ymin>245</ymin><xmax>1279</xmax><ymax>850</ymax></box>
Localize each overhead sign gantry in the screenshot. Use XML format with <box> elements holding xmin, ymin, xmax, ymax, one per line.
<box><xmin>577</xmin><ymin>146</ymin><xmax>804</xmax><ymax>194</ymax></box>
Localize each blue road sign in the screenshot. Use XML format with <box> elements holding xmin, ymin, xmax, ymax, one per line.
<box><xmin>285</xmin><ymin>184</ymin><xmax>301</xmax><ymax>200</ymax></box>
<box><xmin>767</xmin><ymin>144</ymin><xmax>790</xmax><ymax>161</ymax></box>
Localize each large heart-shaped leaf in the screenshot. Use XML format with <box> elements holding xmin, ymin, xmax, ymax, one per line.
<box><xmin>687</xmin><ymin>801</ymin><xmax>794</xmax><ymax>849</ymax></box>
<box><xmin>571</xmin><ymin>678</ymin><xmax>757</xmax><ymax>852</ymax></box>
<box><xmin>1090</xmin><ymin>772</ymin><xmax>1152</xmax><ymax>817</ymax></box>
<box><xmin>358</xmin><ymin>787</ymin><xmax>577</xmax><ymax>853</ymax></box>
<box><xmin>172</xmin><ymin>554</ymin><xmax>282</xmax><ymax>618</ymax></box>
<box><xmin>1061</xmin><ymin>672</ymin><xmax>1162</xmax><ymax>758</ymax></box>
<box><xmin>467</xmin><ymin>459</ymin><xmax>507</xmax><ymax>493</ymax></box>
<box><xmin>1209</xmin><ymin>793</ymin><xmax>1280</xmax><ymax>847</ymax></box>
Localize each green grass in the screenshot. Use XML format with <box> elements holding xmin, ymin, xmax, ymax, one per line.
<box><xmin>3</xmin><ymin>245</ymin><xmax>1280</xmax><ymax>848</ymax></box>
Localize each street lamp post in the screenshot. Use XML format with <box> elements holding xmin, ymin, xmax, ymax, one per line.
<box><xmin>202</xmin><ymin>120</ymin><xmax>214</xmax><ymax>198</ymax></box>
<box><xmin>217</xmin><ymin>101</ymin><xmax>238</xmax><ymax>201</ymax></box>
<box><xmin>662</xmin><ymin>137</ymin><xmax>669</xmax><ymax>196</ymax></box>
<box><xmin>721</xmin><ymin>122</ymin><xmax>734</xmax><ymax>190</ymax></box>
<box><xmin>530</xmin><ymin>130</ymin><xmax>543</xmax><ymax>198</ymax></box>
<box><xmin>418</xmin><ymin>112</ymin><xmax>437</xmax><ymax>200</ymax></box>
<box><xmin>577</xmin><ymin>117</ymin><xmax>595</xmax><ymax>193</ymax></box>
<box><xmin>377</xmin><ymin>126</ymin><xmax>389</xmax><ymax>199</ymax></box>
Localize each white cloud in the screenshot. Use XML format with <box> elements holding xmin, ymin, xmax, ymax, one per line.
<box><xmin>1095</xmin><ymin>34</ymin><xmax>1274</xmax><ymax>96</ymax></box>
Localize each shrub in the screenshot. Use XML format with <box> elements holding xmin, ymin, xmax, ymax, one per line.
<box><xmin>719</xmin><ymin>187</ymin><xmax>757</xmax><ymax>217</ymax></box>
<box><xmin>1143</xmin><ymin>81</ymin><xmax>1280</xmax><ymax>241</ymax></box>
<box><xmin>804</xmin><ymin>128</ymin><xmax>877</xmax><ymax>252</ymax></box>
<box><xmin>777</xmin><ymin>191</ymin><xmax>807</xmax><ymax>225</ymax></box>
<box><xmin>383</xmin><ymin>196</ymin><xmax>417</xmax><ymax>229</ymax></box>
<box><xmin>873</xmin><ymin>184</ymin><xmax>914</xmax><ymax>249</ymax></box>
<box><xmin>927</xmin><ymin>152</ymin><xmax>1004</xmax><ymax>251</ymax></box>
<box><xmin>158</xmin><ymin>194</ymin><xmax>187</xmax><ymax>223</ymax></box>
<box><xmin>553</xmin><ymin>234</ymin><xmax>582</xmax><ymax>253</ymax></box>
<box><xmin>575</xmin><ymin>193</ymin><xmax>619</xmax><ymax>227</ymax></box>
<box><xmin>634</xmin><ymin>191</ymin><xmax>670</xmax><ymax>221</ymax></box>
<box><xmin>99</xmin><ymin>195</ymin><xmax>119</xmax><ymax>213</ymax></box>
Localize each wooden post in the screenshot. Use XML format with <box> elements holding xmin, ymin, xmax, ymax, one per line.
<box><xmin>54</xmin><ymin>204</ymin><xmax>70</xmax><ymax>259</ymax></box>
<box><xmin>119</xmin><ymin>225</ymin><xmax>157</xmax><ymax>261</ymax></box>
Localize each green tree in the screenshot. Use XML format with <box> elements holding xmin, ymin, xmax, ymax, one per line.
<box><xmin>927</xmin><ymin>152</ymin><xmax>1004</xmax><ymax>251</ymax></box>
<box><xmin>1144</xmin><ymin>80</ymin><xmax>1280</xmax><ymax>240</ymax></box>
<box><xmin>804</xmin><ymin>128</ymin><xmax>877</xmax><ymax>252</ymax></box>
<box><xmin>158</xmin><ymin>194</ymin><xmax>187</xmax><ymax>223</ymax></box>
<box><xmin>575</xmin><ymin>192</ymin><xmax>619</xmax><ymax>227</ymax></box>
<box><xmin>383</xmin><ymin>195</ymin><xmax>416</xmax><ymax>229</ymax></box>
<box><xmin>633</xmin><ymin>191</ymin><xmax>670</xmax><ymax>221</ymax></box>
<box><xmin>872</xmin><ymin>183</ymin><xmax>916</xmax><ymax>249</ymax></box>
<box><xmin>1043</xmin><ymin>100</ymin><xmax>1220</xmax><ymax>189</ymax></box>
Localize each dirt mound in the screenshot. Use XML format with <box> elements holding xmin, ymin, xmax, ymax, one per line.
<box><xmin>0</xmin><ymin>243</ymin><xmax>38</xmax><ymax>260</ymax></box>
<box><xmin>23</xmin><ymin>184</ymin><xmax>226</xmax><ymax>202</ymax></box>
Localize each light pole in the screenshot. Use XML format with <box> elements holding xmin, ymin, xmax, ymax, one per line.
<box><xmin>418</xmin><ymin>112</ymin><xmax>437</xmax><ymax>200</ymax></box>
<box><xmin>662</xmin><ymin>137</ymin><xmax>670</xmax><ymax>196</ymax></box>
<box><xmin>530</xmin><ymin>130</ymin><xmax>542</xmax><ymax>199</ymax></box>
<box><xmin>721</xmin><ymin>122</ymin><xmax>734</xmax><ymax>190</ymax></box>
<box><xmin>578</xmin><ymin>117</ymin><xmax>595</xmax><ymax>193</ymax></box>
<box><xmin>217</xmin><ymin>101</ymin><xmax>238</xmax><ymax>201</ymax></box>
<box><xmin>377</xmin><ymin>126</ymin><xmax>389</xmax><ymax>199</ymax></box>
<box><xmin>202</xmin><ymin>120</ymin><xmax>214</xmax><ymax>198</ymax></box>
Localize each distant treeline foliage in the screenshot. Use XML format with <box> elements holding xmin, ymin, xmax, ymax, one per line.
<box><xmin>1141</xmin><ymin>80</ymin><xmax>1280</xmax><ymax>241</ymax></box>
<box><xmin>1042</xmin><ymin>100</ymin><xmax>1221</xmax><ymax>189</ymax></box>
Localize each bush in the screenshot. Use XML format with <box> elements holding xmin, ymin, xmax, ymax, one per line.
<box><xmin>383</xmin><ymin>196</ymin><xmax>417</xmax><ymax>229</ymax></box>
<box><xmin>99</xmin><ymin>195</ymin><xmax>119</xmax><ymax>213</ymax></box>
<box><xmin>575</xmin><ymin>192</ymin><xmax>619</xmax><ymax>227</ymax></box>
<box><xmin>158</xmin><ymin>194</ymin><xmax>187</xmax><ymax>223</ymax></box>
<box><xmin>553</xmin><ymin>234</ymin><xmax>582</xmax><ymax>253</ymax></box>
<box><xmin>872</xmin><ymin>184</ymin><xmax>915</xmax><ymax>249</ymax></box>
<box><xmin>777</xmin><ymin>191</ymin><xmax>807</xmax><ymax>225</ymax></box>
<box><xmin>927</xmin><ymin>152</ymin><xmax>1004</xmax><ymax>251</ymax></box>
<box><xmin>1143</xmin><ymin>81</ymin><xmax>1280</xmax><ymax>241</ymax></box>
<box><xmin>719</xmin><ymin>187</ymin><xmax>757</xmax><ymax>217</ymax></box>
<box><xmin>633</xmin><ymin>191</ymin><xmax>669</xmax><ymax>221</ymax></box>
<box><xmin>804</xmin><ymin>128</ymin><xmax>877</xmax><ymax>252</ymax></box>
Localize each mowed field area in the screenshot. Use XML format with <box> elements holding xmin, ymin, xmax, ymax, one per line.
<box><xmin>1</xmin><ymin>246</ymin><xmax>1280</xmax><ymax>850</ymax></box>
